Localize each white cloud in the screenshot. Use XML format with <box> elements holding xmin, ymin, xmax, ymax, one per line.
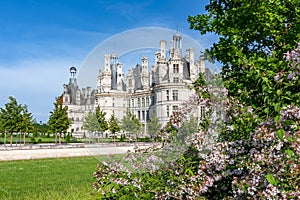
<box><xmin>0</xmin><ymin>58</ymin><xmax>81</xmax><ymax>123</ymax></box>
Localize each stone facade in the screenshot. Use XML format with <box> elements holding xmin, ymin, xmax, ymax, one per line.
<box><xmin>62</xmin><ymin>33</ymin><xmax>207</xmax><ymax>137</ymax></box>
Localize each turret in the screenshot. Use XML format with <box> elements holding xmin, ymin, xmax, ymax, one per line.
<box><xmin>160</xmin><ymin>40</ymin><xmax>166</xmax><ymax>61</ymax></box>
<box><xmin>110</xmin><ymin>52</ymin><xmax>118</xmax><ymax>90</ymax></box>
<box><xmin>141</xmin><ymin>56</ymin><xmax>148</xmax><ymax>73</ymax></box>
<box><xmin>104</xmin><ymin>54</ymin><xmax>110</xmax><ymax>72</ymax></box>
<box><xmin>171</xmin><ymin>32</ymin><xmax>182</xmax><ymax>59</ymax></box>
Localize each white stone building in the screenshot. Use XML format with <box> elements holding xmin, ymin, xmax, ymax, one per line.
<box><xmin>61</xmin><ymin>33</ymin><xmax>208</xmax><ymax>137</ymax></box>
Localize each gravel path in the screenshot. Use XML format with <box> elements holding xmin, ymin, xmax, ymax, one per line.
<box><xmin>0</xmin><ymin>144</ymin><xmax>144</xmax><ymax>161</ymax></box>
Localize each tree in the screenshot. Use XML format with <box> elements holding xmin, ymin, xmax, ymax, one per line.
<box><xmin>19</xmin><ymin>105</ymin><xmax>34</xmax><ymax>145</ymax></box>
<box><xmin>188</xmin><ymin>0</ymin><xmax>300</xmax><ymax>120</ymax></box>
<box><xmin>83</xmin><ymin>111</ymin><xmax>100</xmax><ymax>142</ymax></box>
<box><xmin>95</xmin><ymin>106</ymin><xmax>108</xmax><ymax>142</ymax></box>
<box><xmin>48</xmin><ymin>97</ymin><xmax>71</xmax><ymax>144</ymax></box>
<box><xmin>83</xmin><ymin>111</ymin><xmax>99</xmax><ymax>133</ymax></box>
<box><xmin>0</xmin><ymin>96</ymin><xmax>23</xmax><ymax>146</ymax></box>
<box><xmin>0</xmin><ymin>114</ymin><xmax>4</xmax><ymax>138</ymax></box>
<box><xmin>121</xmin><ymin>111</ymin><xmax>142</xmax><ymax>142</ymax></box>
<box><xmin>93</xmin><ymin>2</ymin><xmax>300</xmax><ymax>199</ymax></box>
<box><xmin>108</xmin><ymin>114</ymin><xmax>121</xmax><ymax>142</ymax></box>
<box><xmin>147</xmin><ymin>115</ymin><xmax>161</xmax><ymax>138</ymax></box>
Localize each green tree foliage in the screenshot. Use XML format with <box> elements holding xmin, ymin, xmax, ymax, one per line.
<box><xmin>0</xmin><ymin>96</ymin><xmax>34</xmax><ymax>146</ymax></box>
<box><xmin>147</xmin><ymin>115</ymin><xmax>161</xmax><ymax>137</ymax></box>
<box><xmin>83</xmin><ymin>111</ymin><xmax>99</xmax><ymax>133</ymax></box>
<box><xmin>188</xmin><ymin>0</ymin><xmax>300</xmax><ymax>120</ymax></box>
<box><xmin>121</xmin><ymin>110</ymin><xmax>142</xmax><ymax>141</ymax></box>
<box><xmin>48</xmin><ymin>97</ymin><xmax>71</xmax><ymax>144</ymax></box>
<box><xmin>108</xmin><ymin>114</ymin><xmax>121</xmax><ymax>142</ymax></box>
<box><xmin>93</xmin><ymin>1</ymin><xmax>300</xmax><ymax>199</ymax></box>
<box><xmin>95</xmin><ymin>106</ymin><xmax>108</xmax><ymax>134</ymax></box>
<box><xmin>19</xmin><ymin>105</ymin><xmax>34</xmax><ymax>144</ymax></box>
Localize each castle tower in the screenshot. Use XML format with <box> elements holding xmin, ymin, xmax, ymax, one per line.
<box><xmin>68</xmin><ymin>66</ymin><xmax>79</xmax><ymax>104</ymax></box>
<box><xmin>110</xmin><ymin>52</ymin><xmax>118</xmax><ymax>90</ymax></box>
<box><xmin>98</xmin><ymin>54</ymin><xmax>112</xmax><ymax>93</ymax></box>
<box><xmin>116</xmin><ymin>63</ymin><xmax>124</xmax><ymax>91</ymax></box>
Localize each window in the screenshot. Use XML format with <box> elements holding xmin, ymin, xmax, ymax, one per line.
<box><xmin>138</xmin><ymin>111</ymin><xmax>141</xmax><ymax>120</ymax></box>
<box><xmin>112</xmin><ymin>103</ymin><xmax>115</xmax><ymax>107</ymax></box>
<box><xmin>151</xmin><ymin>96</ymin><xmax>155</xmax><ymax>105</ymax></box>
<box><xmin>146</xmin><ymin>98</ymin><xmax>149</xmax><ymax>106</ymax></box>
<box><xmin>138</xmin><ymin>98</ymin><xmax>141</xmax><ymax>107</ymax></box>
<box><xmin>173</xmin><ymin>90</ymin><xmax>178</xmax><ymax>101</ymax></box>
<box><xmin>142</xmin><ymin>111</ymin><xmax>145</xmax><ymax>120</ymax></box>
<box><xmin>166</xmin><ymin>106</ymin><xmax>169</xmax><ymax>117</ymax></box>
<box><xmin>173</xmin><ymin>64</ymin><xmax>179</xmax><ymax>73</ymax></box>
<box><xmin>131</xmin><ymin>99</ymin><xmax>134</xmax><ymax>107</ymax></box>
<box><xmin>142</xmin><ymin>98</ymin><xmax>145</xmax><ymax>107</ymax></box>
<box><xmin>129</xmin><ymin>79</ymin><xmax>132</xmax><ymax>87</ymax></box>
<box><xmin>166</xmin><ymin>90</ymin><xmax>169</xmax><ymax>101</ymax></box>
<box><xmin>173</xmin><ymin>105</ymin><xmax>178</xmax><ymax>111</ymax></box>
<box><xmin>173</xmin><ymin>77</ymin><xmax>179</xmax><ymax>83</ymax></box>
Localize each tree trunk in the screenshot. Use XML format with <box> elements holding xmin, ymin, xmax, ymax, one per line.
<box><xmin>59</xmin><ymin>133</ymin><xmax>62</xmax><ymax>145</ymax></box>
<box><xmin>4</xmin><ymin>131</ymin><xmax>6</xmax><ymax>146</ymax></box>
<box><xmin>10</xmin><ymin>133</ymin><xmax>12</xmax><ymax>147</ymax></box>
<box><xmin>15</xmin><ymin>133</ymin><xmax>17</xmax><ymax>146</ymax></box>
<box><xmin>24</xmin><ymin>132</ymin><xmax>26</xmax><ymax>145</ymax></box>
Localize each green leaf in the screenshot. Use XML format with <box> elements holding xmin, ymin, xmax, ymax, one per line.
<box><xmin>276</xmin><ymin>129</ymin><xmax>285</xmax><ymax>139</ymax></box>
<box><xmin>274</xmin><ymin>115</ymin><xmax>281</xmax><ymax>124</ymax></box>
<box><xmin>285</xmin><ymin>149</ymin><xmax>294</xmax><ymax>158</ymax></box>
<box><xmin>276</xmin><ymin>89</ymin><xmax>281</xmax><ymax>96</ymax></box>
<box><xmin>266</xmin><ymin>174</ymin><xmax>279</xmax><ymax>186</ymax></box>
<box><xmin>184</xmin><ymin>168</ymin><xmax>194</xmax><ymax>176</ymax></box>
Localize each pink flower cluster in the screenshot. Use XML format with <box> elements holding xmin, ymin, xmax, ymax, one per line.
<box><xmin>93</xmin><ymin>46</ymin><xmax>300</xmax><ymax>198</ymax></box>
<box><xmin>275</xmin><ymin>43</ymin><xmax>300</xmax><ymax>83</ymax></box>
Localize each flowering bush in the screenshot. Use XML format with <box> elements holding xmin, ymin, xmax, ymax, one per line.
<box><xmin>93</xmin><ymin>44</ymin><xmax>300</xmax><ymax>199</ymax></box>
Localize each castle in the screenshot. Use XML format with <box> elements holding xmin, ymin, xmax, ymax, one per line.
<box><xmin>61</xmin><ymin>33</ymin><xmax>207</xmax><ymax>137</ymax></box>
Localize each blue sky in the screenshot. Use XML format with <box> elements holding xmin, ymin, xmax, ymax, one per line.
<box><xmin>0</xmin><ymin>0</ymin><xmax>217</xmax><ymax>123</ymax></box>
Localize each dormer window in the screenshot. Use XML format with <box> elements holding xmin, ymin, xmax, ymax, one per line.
<box><xmin>173</xmin><ymin>64</ymin><xmax>179</xmax><ymax>73</ymax></box>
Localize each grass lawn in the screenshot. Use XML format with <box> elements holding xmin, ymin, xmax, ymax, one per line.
<box><xmin>0</xmin><ymin>156</ymin><xmax>104</xmax><ymax>200</ymax></box>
